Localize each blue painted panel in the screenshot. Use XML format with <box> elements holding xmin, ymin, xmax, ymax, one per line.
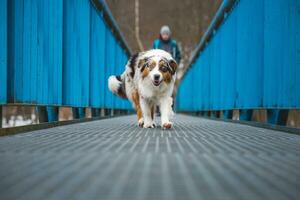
<box><xmin>219</xmin><ymin>9</ymin><xmax>237</xmax><ymax>110</ymax></box>
<box><xmin>116</xmin><ymin>49</ymin><xmax>125</xmax><ymax>109</ymax></box>
<box><xmin>193</xmin><ymin>59</ymin><xmax>201</xmax><ymax>110</ymax></box>
<box><xmin>177</xmin><ymin>65</ymin><xmax>194</xmax><ymax>111</ymax></box>
<box><xmin>119</xmin><ymin>50</ymin><xmax>129</xmax><ymax>109</ymax></box>
<box><xmin>176</xmin><ymin>71</ymin><xmax>185</xmax><ymax>110</ymax></box>
<box><xmin>202</xmin><ymin>46</ymin><xmax>211</xmax><ymax>110</ymax></box>
<box><xmin>63</xmin><ymin>0</ymin><xmax>90</xmax><ymax>107</ymax></box>
<box><xmin>7</xmin><ymin>0</ymin><xmax>24</xmax><ymax>103</ymax></box>
<box><xmin>98</xmin><ymin>20</ymin><xmax>107</xmax><ymax>108</ymax></box>
<box><xmin>114</xmin><ymin>44</ymin><xmax>124</xmax><ymax>109</ymax></box>
<box><xmin>190</xmin><ymin>65</ymin><xmax>196</xmax><ymax>111</ymax></box>
<box><xmin>90</xmin><ymin>7</ymin><xmax>106</xmax><ymax>108</ymax></box>
<box><xmin>22</xmin><ymin>0</ymin><xmax>38</xmax><ymax>102</ymax></box>
<box><xmin>0</xmin><ymin>0</ymin><xmax>7</xmax><ymax>104</ymax></box>
<box><xmin>282</xmin><ymin>0</ymin><xmax>300</xmax><ymax>107</ymax></box>
<box><xmin>46</xmin><ymin>0</ymin><xmax>63</xmax><ymax>105</ymax></box>
<box><xmin>113</xmin><ymin>43</ymin><xmax>121</xmax><ymax>108</ymax></box>
<box><xmin>104</xmin><ymin>29</ymin><xmax>116</xmax><ymax>108</ymax></box>
<box><xmin>4</xmin><ymin>0</ymin><xmax>131</xmax><ymax>110</ymax></box>
<box><xmin>7</xmin><ymin>0</ymin><xmax>63</xmax><ymax>105</ymax></box>
<box><xmin>37</xmin><ymin>0</ymin><xmax>63</xmax><ymax>105</ymax></box>
<box><xmin>198</xmin><ymin>55</ymin><xmax>205</xmax><ymax>110</ymax></box>
<box><xmin>263</xmin><ymin>0</ymin><xmax>286</xmax><ymax>108</ymax></box>
<box><xmin>264</xmin><ymin>0</ymin><xmax>300</xmax><ymax>108</ymax></box>
<box><xmin>118</xmin><ymin>50</ymin><xmax>131</xmax><ymax>109</ymax></box>
<box><xmin>177</xmin><ymin>0</ymin><xmax>300</xmax><ymax>111</ymax></box>
<box><xmin>235</xmin><ymin>0</ymin><xmax>263</xmax><ymax>108</ymax></box>
<box><xmin>210</xmin><ymin>31</ymin><xmax>221</xmax><ymax>110</ymax></box>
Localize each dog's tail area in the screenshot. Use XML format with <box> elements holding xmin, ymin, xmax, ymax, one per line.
<box><xmin>108</xmin><ymin>75</ymin><xmax>127</xmax><ymax>99</ymax></box>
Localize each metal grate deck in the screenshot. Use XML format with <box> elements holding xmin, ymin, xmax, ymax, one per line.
<box><xmin>0</xmin><ymin>114</ymin><xmax>299</xmax><ymax>200</ymax></box>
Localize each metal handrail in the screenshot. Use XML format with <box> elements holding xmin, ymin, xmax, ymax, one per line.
<box><xmin>186</xmin><ymin>0</ymin><xmax>237</xmax><ymax>70</ymax></box>
<box><xmin>90</xmin><ymin>0</ymin><xmax>133</xmax><ymax>56</ymax></box>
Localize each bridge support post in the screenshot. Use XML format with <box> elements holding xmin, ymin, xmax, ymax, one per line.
<box><xmin>201</xmin><ymin>111</ymin><xmax>205</xmax><ymax>116</ymax></box>
<box><xmin>223</xmin><ymin>110</ymin><xmax>233</xmax><ymax>120</ymax></box>
<box><xmin>210</xmin><ymin>111</ymin><xmax>216</xmax><ymax>118</ymax></box>
<box><xmin>47</xmin><ymin>107</ymin><xmax>59</xmax><ymax>122</ymax></box>
<box><xmin>103</xmin><ymin>109</ymin><xmax>111</xmax><ymax>117</ymax></box>
<box><xmin>121</xmin><ymin>109</ymin><xmax>127</xmax><ymax>115</ymax></box>
<box><xmin>203</xmin><ymin>111</ymin><xmax>209</xmax><ymax>117</ymax></box>
<box><xmin>195</xmin><ymin>111</ymin><xmax>202</xmax><ymax>116</ymax></box>
<box><xmin>37</xmin><ymin>106</ymin><xmax>59</xmax><ymax>123</ymax></box>
<box><xmin>118</xmin><ymin>109</ymin><xmax>122</xmax><ymax>115</ymax></box>
<box><xmin>267</xmin><ymin>109</ymin><xmax>289</xmax><ymax>126</ymax></box>
<box><xmin>113</xmin><ymin>109</ymin><xmax>121</xmax><ymax>116</ymax></box>
<box><xmin>91</xmin><ymin>108</ymin><xmax>100</xmax><ymax>117</ymax></box>
<box><xmin>37</xmin><ymin>106</ymin><xmax>48</xmax><ymax>123</ymax></box>
<box><xmin>239</xmin><ymin>109</ymin><xmax>253</xmax><ymax>121</ymax></box>
<box><xmin>78</xmin><ymin>108</ymin><xmax>86</xmax><ymax>119</ymax></box>
<box><xmin>199</xmin><ymin>111</ymin><xmax>204</xmax><ymax>116</ymax></box>
<box><xmin>72</xmin><ymin>108</ymin><xmax>86</xmax><ymax>119</ymax></box>
<box><xmin>210</xmin><ymin>111</ymin><xmax>220</xmax><ymax>118</ymax></box>
<box><xmin>72</xmin><ymin>108</ymin><xmax>79</xmax><ymax>119</ymax></box>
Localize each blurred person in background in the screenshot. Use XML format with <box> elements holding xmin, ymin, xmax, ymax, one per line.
<box><xmin>153</xmin><ymin>25</ymin><xmax>181</xmax><ymax>64</ymax></box>
<box><xmin>153</xmin><ymin>26</ymin><xmax>180</xmax><ymax>113</ymax></box>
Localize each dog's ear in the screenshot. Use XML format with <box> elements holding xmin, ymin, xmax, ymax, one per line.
<box><xmin>138</xmin><ymin>57</ymin><xmax>148</xmax><ymax>72</ymax></box>
<box><xmin>168</xmin><ymin>59</ymin><xmax>177</xmax><ymax>75</ymax></box>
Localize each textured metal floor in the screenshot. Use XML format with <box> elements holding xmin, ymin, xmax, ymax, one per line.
<box><xmin>0</xmin><ymin>114</ymin><xmax>300</xmax><ymax>200</ymax></box>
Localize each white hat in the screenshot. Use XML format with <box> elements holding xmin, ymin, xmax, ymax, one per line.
<box><xmin>160</xmin><ymin>25</ymin><xmax>171</xmax><ymax>35</ymax></box>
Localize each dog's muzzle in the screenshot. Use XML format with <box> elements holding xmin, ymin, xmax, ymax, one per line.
<box><xmin>153</xmin><ymin>74</ymin><xmax>161</xmax><ymax>86</ymax></box>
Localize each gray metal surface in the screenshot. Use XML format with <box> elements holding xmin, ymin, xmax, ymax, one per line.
<box><xmin>0</xmin><ymin>114</ymin><xmax>299</xmax><ymax>200</ymax></box>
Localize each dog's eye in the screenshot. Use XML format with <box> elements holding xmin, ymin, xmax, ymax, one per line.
<box><xmin>160</xmin><ymin>66</ymin><xmax>168</xmax><ymax>72</ymax></box>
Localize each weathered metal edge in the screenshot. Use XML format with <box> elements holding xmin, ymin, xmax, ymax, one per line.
<box><xmin>179</xmin><ymin>112</ymin><xmax>300</xmax><ymax>135</ymax></box>
<box><xmin>0</xmin><ymin>114</ymin><xmax>131</xmax><ymax>137</ymax></box>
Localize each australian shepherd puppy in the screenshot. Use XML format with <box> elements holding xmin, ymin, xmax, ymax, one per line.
<box><xmin>108</xmin><ymin>49</ymin><xmax>177</xmax><ymax>129</ymax></box>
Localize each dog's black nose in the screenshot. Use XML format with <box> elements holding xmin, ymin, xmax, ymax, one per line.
<box><xmin>154</xmin><ymin>74</ymin><xmax>160</xmax><ymax>80</ymax></box>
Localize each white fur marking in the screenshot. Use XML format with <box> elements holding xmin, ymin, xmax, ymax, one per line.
<box><xmin>108</xmin><ymin>76</ymin><xmax>121</xmax><ymax>94</ymax></box>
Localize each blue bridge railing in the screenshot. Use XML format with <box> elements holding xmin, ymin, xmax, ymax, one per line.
<box><xmin>0</xmin><ymin>0</ymin><xmax>132</xmax><ymax>125</ymax></box>
<box><xmin>176</xmin><ymin>0</ymin><xmax>300</xmax><ymax>125</ymax></box>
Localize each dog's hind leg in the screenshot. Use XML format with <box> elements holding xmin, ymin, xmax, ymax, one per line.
<box><xmin>132</xmin><ymin>90</ymin><xmax>144</xmax><ymax>127</ymax></box>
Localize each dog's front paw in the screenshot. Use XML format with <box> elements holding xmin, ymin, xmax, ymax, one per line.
<box><xmin>162</xmin><ymin>122</ymin><xmax>173</xmax><ymax>129</ymax></box>
<box><xmin>143</xmin><ymin>121</ymin><xmax>155</xmax><ymax>128</ymax></box>
<box><xmin>138</xmin><ymin>118</ymin><xmax>144</xmax><ymax>127</ymax></box>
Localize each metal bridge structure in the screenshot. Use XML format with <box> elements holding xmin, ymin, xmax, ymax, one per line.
<box><xmin>0</xmin><ymin>0</ymin><xmax>300</xmax><ymax>199</ymax></box>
